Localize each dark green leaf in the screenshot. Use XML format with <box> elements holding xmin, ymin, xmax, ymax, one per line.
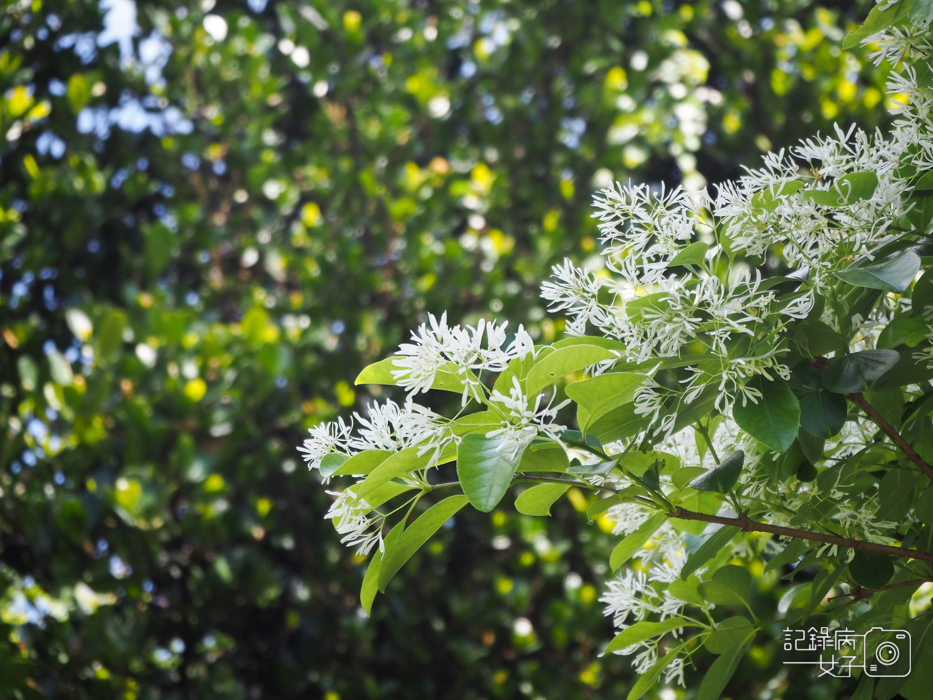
<box><xmin>697</xmin><ymin>633</ymin><xmax>753</xmax><ymax>700</ymax></box>
<box><xmin>822</xmin><ymin>349</ymin><xmax>900</xmax><ymax>394</ymax></box>
<box><xmin>797</xmin><ymin>429</ymin><xmax>825</xmax><ymax>464</ymax></box>
<box><xmin>849</xmin><ymin>551</ymin><xmax>895</xmax><ymax>589</ymax></box>
<box><xmin>688</xmin><ymin>451</ymin><xmax>745</xmax><ymax>493</ymax></box>
<box><xmin>798</xmin><ymin>387</ymin><xmax>848</xmax><ymax>439</ymax></box>
<box><xmin>835</xmin><ymin>251</ymin><xmax>921</xmax><ymax>293</ymax></box>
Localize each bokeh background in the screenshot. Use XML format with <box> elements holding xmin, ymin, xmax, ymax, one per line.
<box><xmin>0</xmin><ymin>1</ymin><xmax>893</xmax><ymax>697</ymax></box>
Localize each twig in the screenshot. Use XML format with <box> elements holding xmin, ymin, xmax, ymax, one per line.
<box><xmin>827</xmin><ymin>578</ymin><xmax>932</xmax><ymax>602</ymax></box>
<box><xmin>847</xmin><ymin>391</ymin><xmax>933</xmax><ymax>484</ymax></box>
<box><xmin>669</xmin><ymin>507</ymin><xmax>933</xmax><ymax>564</ymax></box>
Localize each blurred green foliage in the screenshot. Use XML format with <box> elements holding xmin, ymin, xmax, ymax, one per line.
<box><xmin>0</xmin><ymin>0</ymin><xmax>893</xmax><ymax>697</ymax></box>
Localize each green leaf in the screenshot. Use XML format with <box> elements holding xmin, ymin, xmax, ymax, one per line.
<box><xmin>842</xmin><ymin>0</ymin><xmax>913</xmax><ymax>49</ymax></box>
<box><xmin>822</xmin><ymin>349</ymin><xmax>900</xmax><ymax>394</ymax></box>
<box><xmin>514</xmin><ymin>483</ymin><xmax>570</xmax><ymax>516</ymax></box>
<box><xmin>605</xmin><ymin>617</ymin><xmax>696</xmax><ymax>654</ymax></box>
<box><xmin>798</xmin><ymin>387</ymin><xmax>847</xmax><ymax>439</ymax></box>
<box><xmin>732</xmin><ymin>376</ymin><xmax>800</xmax><ymax>452</ymax></box>
<box><xmin>852</xmin><ymin>675</ymin><xmax>875</xmax><ymax>700</ymax></box>
<box><xmin>97</xmin><ymin>310</ymin><xmax>127</xmax><ymax>363</ymax></box>
<box><xmin>764</xmin><ymin>539</ymin><xmax>808</xmax><ymax>574</ymax></box>
<box><xmin>610</xmin><ymin>512</ymin><xmax>666</xmax><ymax>570</ymax></box>
<box><xmin>17</xmin><ymin>356</ymin><xmax>37</xmax><ymax>391</ymax></box>
<box><xmin>668</xmin><ymin>491</ymin><xmax>723</xmax><ymax>535</ymax></box>
<box><xmin>48</xmin><ymin>350</ymin><xmax>74</xmax><ymax>386</ymax></box>
<box><xmin>525</xmin><ymin>345</ymin><xmax>620</xmax><ymax>397</ymax></box>
<box><xmin>697</xmin><ymin>633</ymin><xmax>752</xmax><ymax>700</ymax></box>
<box><xmin>849</xmin><ymin>551</ymin><xmax>895</xmax><ymax>589</ymax></box>
<box><xmin>792</xmin><ymin>318</ymin><xmax>845</xmax><ymax>357</ymax></box>
<box><xmin>361</xmin><ymin>521</ymin><xmax>404</xmax><ymax>615</ymax></box>
<box><xmin>668</xmin><ymin>576</ymin><xmax>706</xmax><ymax>606</ymax></box>
<box><xmin>457</xmin><ymin>433</ymin><xmax>529</xmax><ymax>512</ymax></box>
<box><xmin>565</xmin><ymin>372</ymin><xmax>644</xmax><ymax>430</ymax></box>
<box><xmin>450</xmin><ymin>411</ymin><xmax>501</xmax><ymax>436</ymax></box>
<box><xmin>704</xmin><ymin>616</ymin><xmax>755</xmax><ymax>654</ymax></box>
<box><xmin>672</xmin><ymin>466</ymin><xmax>707</xmax><ymax>490</ymax></box>
<box><xmin>586</xmin><ymin>495</ymin><xmax>621</xmax><ymax>521</ymax></box>
<box><xmin>876</xmin><ymin>468</ymin><xmax>916</xmax><ymax>520</ymax></box>
<box><xmin>354</xmin><ymin>357</ymin><xmax>467</xmax><ymax>394</ymax></box>
<box><xmin>357</xmin><ymin>445</ymin><xmax>454</xmax><ymax>501</ymax></box>
<box><xmin>332</xmin><ymin>449</ymin><xmax>392</xmax><ymax>477</ymax></box>
<box><xmin>379</xmin><ymin>495</ymin><xmax>469</xmax><ymax>591</ymax></box>
<box><xmin>681</xmin><ymin>526</ymin><xmax>741</xmax><ymax>580</ymax></box>
<box><xmin>320</xmin><ymin>453</ymin><xmax>351</xmax><ymax>478</ymax></box>
<box><xmin>552</xmin><ymin>335</ymin><xmax>627</xmax><ymax>351</ymax></box>
<box><xmin>878</xmin><ymin>314</ymin><xmax>927</xmax><ymax>348</ymax></box>
<box><xmin>797</xmin><ymin>429</ymin><xmax>825</xmax><ymax>464</ymax></box>
<box><xmin>65</xmin><ymin>308</ymin><xmax>93</xmax><ymax>341</ymax></box>
<box><xmin>801</xmin><ymin>188</ymin><xmax>839</xmax><ymax>206</ymax></box>
<box><xmin>518</xmin><ymin>443</ymin><xmax>570</xmax><ymax>472</ymax></box>
<box><xmin>837</xmin><ymin>171</ymin><xmax>879</xmax><ymax>204</ymax></box>
<box><xmin>835</xmin><ymin>251</ymin><xmax>921</xmax><ymax>293</ymax></box>
<box><xmin>360</xmin><ymin>549</ymin><xmax>384</xmax><ymax>616</ymax></box>
<box><xmin>668</xmin><ymin>241</ymin><xmax>708</xmax><ymax>267</ymax></box>
<box><xmin>625</xmin><ymin>643</ymin><xmax>686</xmax><ymax>700</ymax></box>
<box><xmin>567</xmin><ymin>460</ymin><xmax>617</xmax><ymax>477</ymax></box>
<box><xmin>698</xmin><ymin>565</ymin><xmax>753</xmax><ymax>607</ymax></box>
<box><xmin>688</xmin><ymin>451</ymin><xmax>745</xmax><ymax>493</ymax></box>
<box><xmin>66</xmin><ymin>74</ymin><xmax>91</xmax><ymax>113</ymax></box>
<box><xmin>910</xmin><ymin>0</ymin><xmax>933</xmax><ymax>25</ymax></box>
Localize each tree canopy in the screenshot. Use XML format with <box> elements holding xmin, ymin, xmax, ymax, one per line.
<box><xmin>0</xmin><ymin>0</ymin><xmax>905</xmax><ymax>698</ymax></box>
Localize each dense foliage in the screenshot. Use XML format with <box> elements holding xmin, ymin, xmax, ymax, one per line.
<box><xmin>0</xmin><ymin>0</ymin><xmax>899</xmax><ymax>697</ymax></box>
<box><xmin>309</xmin><ymin>2</ymin><xmax>933</xmax><ymax>699</ymax></box>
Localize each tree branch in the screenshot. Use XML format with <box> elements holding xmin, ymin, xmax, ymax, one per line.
<box><xmin>827</xmin><ymin>578</ymin><xmax>932</xmax><ymax>602</ymax></box>
<box><xmin>847</xmin><ymin>391</ymin><xmax>933</xmax><ymax>484</ymax></box>
<box><xmin>669</xmin><ymin>507</ymin><xmax>933</xmax><ymax>564</ymax></box>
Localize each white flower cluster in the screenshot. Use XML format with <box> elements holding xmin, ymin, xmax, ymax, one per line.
<box><xmin>486</xmin><ymin>377</ymin><xmax>571</xmax><ymax>457</ymax></box>
<box><xmin>324</xmin><ymin>488</ymin><xmax>385</xmax><ymax>556</ymax></box>
<box><xmin>392</xmin><ymin>312</ymin><xmax>535</xmax><ymax>404</ymax></box>
<box><xmin>302</xmin><ymin>316</ymin><xmax>539</xmax><ymax>553</ymax></box>
<box><xmin>298</xmin><ymin>398</ymin><xmax>450</xmax><ymax>475</ymax></box>
<box><xmin>542</xmin><ymin>23</ymin><xmax>932</xmax><ymax>421</ymax></box>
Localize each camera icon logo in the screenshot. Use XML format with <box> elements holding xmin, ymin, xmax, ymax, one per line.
<box><xmin>863</xmin><ymin>627</ymin><xmax>911</xmax><ymax>678</ymax></box>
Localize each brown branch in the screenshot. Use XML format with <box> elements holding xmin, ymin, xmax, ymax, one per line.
<box><xmin>669</xmin><ymin>507</ymin><xmax>933</xmax><ymax>564</ymax></box>
<box><xmin>827</xmin><ymin>578</ymin><xmax>932</xmax><ymax>602</ymax></box>
<box><xmin>847</xmin><ymin>391</ymin><xmax>933</xmax><ymax>484</ymax></box>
